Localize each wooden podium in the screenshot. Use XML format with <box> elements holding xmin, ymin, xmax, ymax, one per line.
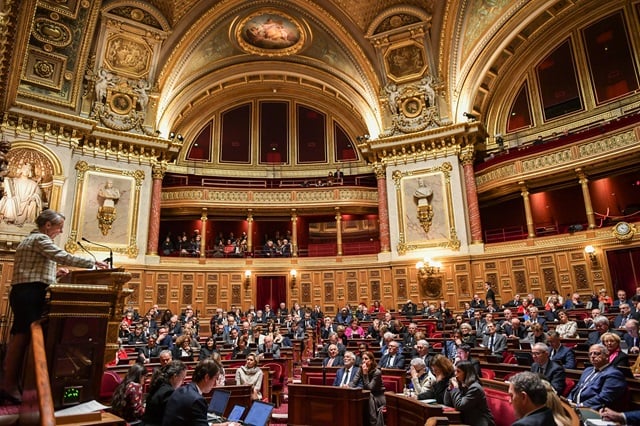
<box><xmin>287</xmin><ymin>383</ymin><xmax>370</xmax><ymax>426</ymax></box>
<box><xmin>44</xmin><ymin>268</ymin><xmax>133</xmax><ymax>408</ymax></box>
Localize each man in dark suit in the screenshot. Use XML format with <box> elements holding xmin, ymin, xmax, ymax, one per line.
<box><xmin>322</xmin><ymin>344</ymin><xmax>344</xmax><ymax>367</ymax></box>
<box><xmin>257</xmin><ymin>335</ymin><xmax>281</xmax><ymax>359</ymax></box>
<box><xmin>568</xmin><ymin>344</ymin><xmax>627</xmax><ymax>409</ymax></box>
<box><xmin>163</xmin><ymin>359</ymin><xmax>238</xmax><ymax>426</ymax></box>
<box><xmin>485</xmin><ymin>282</ymin><xmax>496</xmax><ymax>306</ymax></box>
<box><xmin>401</xmin><ymin>299</ymin><xmax>418</xmax><ymax>318</ymax></box>
<box><xmin>508</xmin><ymin>372</ymin><xmax>556</xmax><ymax>426</ymax></box>
<box><xmin>613</xmin><ymin>303</ymin><xmax>634</xmax><ymax>328</ymax></box>
<box><xmin>333</xmin><ymin>351</ymin><xmax>361</xmax><ymax>387</ymax></box>
<box><xmin>601</xmin><ymin>407</ymin><xmax>640</xmax><ymax>425</ymax></box>
<box><xmin>547</xmin><ymin>331</ymin><xmax>576</xmax><ymax>369</ymax></box>
<box><xmin>586</xmin><ymin>316</ymin><xmax>613</xmax><ymax>345</ymax></box>
<box><xmin>137</xmin><ymin>335</ymin><xmax>161</xmax><ymax>363</ymax></box>
<box><xmin>613</xmin><ymin>290</ymin><xmax>636</xmax><ymax>313</ymax></box>
<box><xmin>530</xmin><ymin>343</ymin><xmax>565</xmax><ymax>395</ymax></box>
<box><xmin>379</xmin><ymin>341</ymin><xmax>405</xmax><ymax>369</ymax></box>
<box><xmin>482</xmin><ymin>322</ymin><xmax>507</xmax><ymax>356</ymax></box>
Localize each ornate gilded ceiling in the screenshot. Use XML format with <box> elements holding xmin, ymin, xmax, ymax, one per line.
<box><xmin>0</xmin><ymin>0</ymin><xmax>625</xmax><ymax>171</ymax></box>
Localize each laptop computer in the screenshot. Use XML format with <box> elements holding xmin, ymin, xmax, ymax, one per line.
<box><xmin>207</xmin><ymin>389</ymin><xmax>231</xmax><ymax>419</ymax></box>
<box><xmin>241</xmin><ymin>400</ymin><xmax>274</xmax><ymax>426</ymax></box>
<box><xmin>227</xmin><ymin>405</ymin><xmax>246</xmax><ymax>421</ymax></box>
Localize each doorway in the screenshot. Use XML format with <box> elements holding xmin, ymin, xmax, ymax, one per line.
<box><xmin>607</xmin><ymin>247</ymin><xmax>640</xmax><ymax>296</ymax></box>
<box><xmin>256</xmin><ymin>276</ymin><xmax>287</xmax><ymax>311</ymax></box>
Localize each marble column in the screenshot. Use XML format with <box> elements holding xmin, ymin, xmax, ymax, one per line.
<box><xmin>200</xmin><ymin>208</ymin><xmax>207</xmax><ymax>259</ymax></box>
<box><xmin>247</xmin><ymin>209</ymin><xmax>254</xmax><ymax>253</ymax></box>
<box><xmin>460</xmin><ymin>145</ymin><xmax>483</xmax><ymax>243</ymax></box>
<box><xmin>291</xmin><ymin>209</ymin><xmax>298</xmax><ymax>257</ymax></box>
<box><xmin>146</xmin><ymin>162</ymin><xmax>166</xmax><ymax>255</ymax></box>
<box><xmin>335</xmin><ymin>207</ymin><xmax>343</xmax><ymax>256</ymax></box>
<box><xmin>576</xmin><ymin>168</ymin><xmax>596</xmax><ymax>229</ymax></box>
<box><xmin>374</xmin><ymin>163</ymin><xmax>391</xmax><ymax>252</ymax></box>
<box><xmin>519</xmin><ymin>181</ymin><xmax>536</xmax><ymax>238</ymax></box>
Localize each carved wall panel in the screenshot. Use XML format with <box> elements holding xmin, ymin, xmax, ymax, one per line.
<box><xmin>513</xmin><ymin>270</ymin><xmax>527</xmax><ymax>294</ymax></box>
<box><xmin>182</xmin><ymin>284</ymin><xmax>192</xmax><ymax>305</ymax></box>
<box><xmin>347</xmin><ymin>281</ymin><xmax>357</xmax><ymax>302</ymax></box>
<box><xmin>396</xmin><ymin>278</ymin><xmax>407</xmax><ymax>300</ymax></box>
<box><xmin>232</xmin><ymin>285</ymin><xmax>241</xmax><ymax>305</ymax></box>
<box><xmin>301</xmin><ymin>282</ymin><xmax>311</xmax><ymax>303</ymax></box>
<box><xmin>324</xmin><ymin>282</ymin><xmax>334</xmax><ymax>302</ymax></box>
<box><xmin>157</xmin><ymin>284</ymin><xmax>167</xmax><ymax>305</ymax></box>
<box><xmin>371</xmin><ymin>280</ymin><xmax>381</xmax><ymax>300</ymax></box>
<box><xmin>542</xmin><ymin>268</ymin><xmax>558</xmax><ymax>292</ymax></box>
<box><xmin>207</xmin><ymin>284</ymin><xmax>218</xmax><ymax>305</ymax></box>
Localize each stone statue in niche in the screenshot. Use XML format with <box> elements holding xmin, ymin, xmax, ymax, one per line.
<box><xmin>385</xmin><ymin>83</ymin><xmax>400</xmax><ymax>115</ymax></box>
<box><xmin>413</xmin><ymin>178</ymin><xmax>434</xmax><ymax>233</ymax></box>
<box><xmin>0</xmin><ymin>163</ymin><xmax>43</xmax><ymax>226</ymax></box>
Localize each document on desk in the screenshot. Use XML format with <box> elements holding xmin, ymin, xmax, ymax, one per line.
<box><xmin>55</xmin><ymin>400</ymin><xmax>110</xmax><ymax>416</ymax></box>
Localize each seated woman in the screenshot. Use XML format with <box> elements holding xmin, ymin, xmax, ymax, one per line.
<box><xmin>172</xmin><ymin>335</ymin><xmax>194</xmax><ymax>361</ymax></box>
<box><xmin>200</xmin><ymin>337</ymin><xmax>217</xmax><ymax>359</ymax></box>
<box><xmin>141</xmin><ymin>360</ymin><xmax>187</xmax><ymax>426</ymax></box>
<box><xmin>232</xmin><ymin>336</ymin><xmax>251</xmax><ymax>359</ymax></box>
<box><xmin>418</xmin><ymin>354</ymin><xmax>454</xmax><ymax>404</ymax></box>
<box><xmin>444</xmin><ymin>360</ymin><xmax>495</xmax><ymax>426</ymax></box>
<box><xmin>601</xmin><ymin>332</ymin><xmax>629</xmax><ymax>369</ymax></box>
<box><xmin>110</xmin><ymin>363</ymin><xmax>146</xmax><ymax>423</ymax></box>
<box><xmin>235</xmin><ymin>353</ymin><xmax>263</xmax><ymax>400</ymax></box>
<box><xmin>349</xmin><ymin>351</ymin><xmax>386</xmax><ymax>426</ymax></box>
<box><xmin>555</xmin><ymin>310</ymin><xmax>578</xmax><ymax>338</ymax></box>
<box><xmin>345</xmin><ymin>318</ymin><xmax>364</xmax><ymax>339</ymax></box>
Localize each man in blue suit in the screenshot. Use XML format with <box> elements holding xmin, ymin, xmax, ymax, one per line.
<box><xmin>379</xmin><ymin>341</ymin><xmax>405</xmax><ymax>369</ymax></box>
<box><xmin>547</xmin><ymin>331</ymin><xmax>576</xmax><ymax>369</ymax></box>
<box><xmin>567</xmin><ymin>344</ymin><xmax>627</xmax><ymax>410</ymax></box>
<box><xmin>508</xmin><ymin>372</ymin><xmax>556</xmax><ymax>426</ymax></box>
<box><xmin>163</xmin><ymin>358</ymin><xmax>239</xmax><ymax>426</ymax></box>
<box><xmin>333</xmin><ymin>351</ymin><xmax>361</xmax><ymax>387</ymax></box>
<box><xmin>601</xmin><ymin>407</ymin><xmax>640</xmax><ymax>424</ymax></box>
<box><xmin>530</xmin><ymin>343</ymin><xmax>565</xmax><ymax>395</ymax></box>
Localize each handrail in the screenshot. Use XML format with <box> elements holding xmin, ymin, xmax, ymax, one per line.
<box><xmin>31</xmin><ymin>321</ymin><xmax>56</xmax><ymax>426</ymax></box>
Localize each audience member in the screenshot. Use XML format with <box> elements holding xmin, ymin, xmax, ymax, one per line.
<box><xmin>418</xmin><ymin>354</ymin><xmax>454</xmax><ymax>404</ymax></box>
<box><xmin>508</xmin><ymin>372</ymin><xmax>555</xmax><ymax>425</ymax></box>
<box><xmin>235</xmin><ymin>353</ymin><xmax>263</xmax><ymax>400</ymax></box>
<box><xmin>110</xmin><ymin>363</ymin><xmax>146</xmax><ymax>423</ymax></box>
<box><xmin>142</xmin><ymin>360</ymin><xmax>187</xmax><ymax>426</ymax></box>
<box><xmin>530</xmin><ymin>343</ymin><xmax>565</xmax><ymax>395</ymax></box>
<box><xmin>349</xmin><ymin>351</ymin><xmax>386</xmax><ymax>426</ymax></box>
<box><xmin>444</xmin><ymin>360</ymin><xmax>495</xmax><ymax>426</ymax></box>
<box><xmin>333</xmin><ymin>351</ymin><xmax>361</xmax><ymax>387</ymax></box>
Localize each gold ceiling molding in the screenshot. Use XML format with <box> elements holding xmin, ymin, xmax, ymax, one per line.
<box><xmin>0</xmin><ymin>111</ymin><xmax>179</xmax><ymax>165</ymax></box>
<box><xmin>358</xmin><ymin>121</ymin><xmax>486</xmax><ymax>164</ymax></box>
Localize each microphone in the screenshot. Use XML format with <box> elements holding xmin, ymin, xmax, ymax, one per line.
<box><xmin>77</xmin><ymin>241</ymin><xmax>97</xmax><ymax>265</ymax></box>
<box><xmin>81</xmin><ymin>237</ymin><xmax>113</xmax><ymax>268</ymax></box>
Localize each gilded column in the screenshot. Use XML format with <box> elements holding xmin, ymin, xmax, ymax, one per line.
<box><xmin>520</xmin><ymin>181</ymin><xmax>536</xmax><ymax>238</ymax></box>
<box><xmin>460</xmin><ymin>145</ymin><xmax>483</xmax><ymax>243</ymax></box>
<box><xmin>200</xmin><ymin>208</ymin><xmax>208</xmax><ymax>259</ymax></box>
<box><xmin>247</xmin><ymin>209</ymin><xmax>253</xmax><ymax>253</ymax></box>
<box><xmin>374</xmin><ymin>163</ymin><xmax>391</xmax><ymax>252</ymax></box>
<box><xmin>335</xmin><ymin>207</ymin><xmax>343</xmax><ymax>256</ymax></box>
<box><xmin>291</xmin><ymin>209</ymin><xmax>298</xmax><ymax>257</ymax></box>
<box><xmin>146</xmin><ymin>161</ymin><xmax>166</xmax><ymax>255</ymax></box>
<box><xmin>576</xmin><ymin>168</ymin><xmax>596</xmax><ymax>229</ymax></box>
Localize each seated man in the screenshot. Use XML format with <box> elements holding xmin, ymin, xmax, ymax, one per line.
<box><xmin>547</xmin><ymin>331</ymin><xmax>576</xmax><ymax>369</ymax></box>
<box><xmin>257</xmin><ymin>335</ymin><xmax>281</xmax><ymax>359</ymax></box>
<box><xmin>481</xmin><ymin>322</ymin><xmax>507</xmax><ymax>356</ymax></box>
<box><xmin>508</xmin><ymin>372</ymin><xmax>555</xmax><ymax>425</ymax></box>
<box><xmin>379</xmin><ymin>341</ymin><xmax>405</xmax><ymax>369</ymax></box>
<box><xmin>530</xmin><ymin>343</ymin><xmax>565</xmax><ymax>395</ymax></box>
<box><xmin>333</xmin><ymin>351</ymin><xmax>361</xmax><ymax>387</ymax></box>
<box><xmin>567</xmin><ymin>344</ymin><xmax>627</xmax><ymax>409</ymax></box>
<box><xmin>163</xmin><ymin>358</ymin><xmax>238</xmax><ymax>426</ymax></box>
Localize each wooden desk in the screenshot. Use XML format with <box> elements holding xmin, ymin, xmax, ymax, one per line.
<box><xmin>56</xmin><ymin>412</ymin><xmax>126</xmax><ymax>426</ymax></box>
<box><xmin>384</xmin><ymin>392</ymin><xmax>461</xmax><ymax>426</ymax></box>
<box><xmin>288</xmin><ymin>383</ymin><xmax>369</xmax><ymax>426</ymax></box>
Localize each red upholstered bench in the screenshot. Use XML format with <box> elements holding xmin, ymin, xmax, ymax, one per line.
<box><xmin>483</xmin><ymin>387</ymin><xmax>517</xmax><ymax>426</ymax></box>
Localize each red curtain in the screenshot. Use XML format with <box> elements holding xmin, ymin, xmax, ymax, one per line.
<box><xmin>606</xmin><ymin>247</ymin><xmax>640</xmax><ymax>296</ymax></box>
<box><xmin>256</xmin><ymin>276</ymin><xmax>287</xmax><ymax>311</ymax></box>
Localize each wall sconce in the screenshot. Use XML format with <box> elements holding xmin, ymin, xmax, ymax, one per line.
<box><xmin>416</xmin><ymin>258</ymin><xmax>442</xmax><ymax>276</ymax></box>
<box><xmin>244</xmin><ymin>270</ymin><xmax>251</xmax><ymax>288</ymax></box>
<box><xmin>290</xmin><ymin>269</ymin><xmax>297</xmax><ymax>288</ymax></box>
<box><xmin>584</xmin><ymin>245</ymin><xmax>598</xmax><ymax>267</ymax></box>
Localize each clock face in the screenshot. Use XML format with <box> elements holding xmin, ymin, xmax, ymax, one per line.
<box><xmin>613</xmin><ymin>222</ymin><xmax>634</xmax><ymax>240</ymax></box>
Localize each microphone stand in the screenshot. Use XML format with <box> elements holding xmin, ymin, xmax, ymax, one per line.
<box><xmin>77</xmin><ymin>241</ymin><xmax>97</xmax><ymax>265</ymax></box>
<box><xmin>81</xmin><ymin>237</ymin><xmax>113</xmax><ymax>268</ymax></box>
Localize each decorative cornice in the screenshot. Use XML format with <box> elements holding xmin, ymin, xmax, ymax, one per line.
<box><xmin>0</xmin><ymin>110</ymin><xmax>179</xmax><ymax>165</ymax></box>
<box><xmin>475</xmin><ymin>127</ymin><xmax>640</xmax><ymax>193</ymax></box>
